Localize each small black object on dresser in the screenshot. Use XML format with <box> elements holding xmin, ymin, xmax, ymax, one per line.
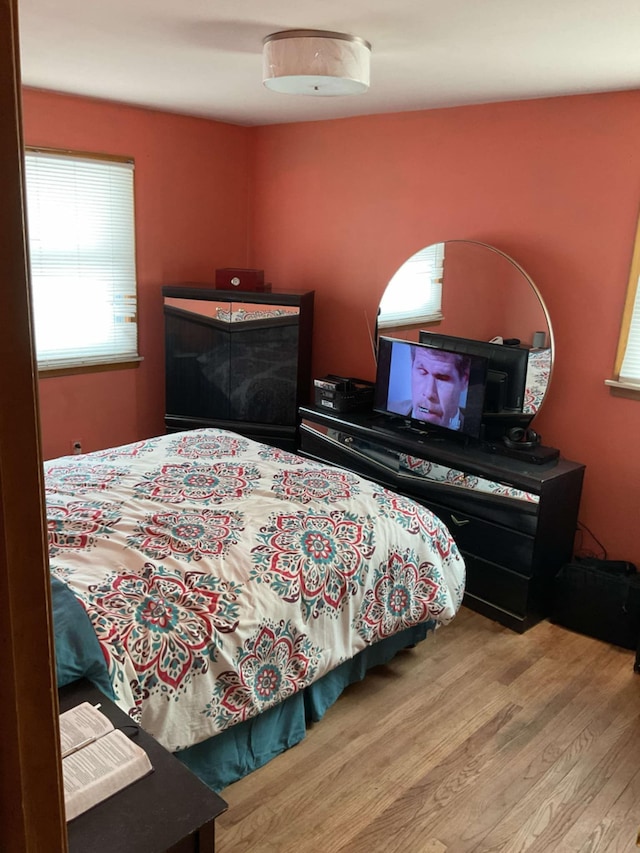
<box><xmin>163</xmin><ymin>285</ymin><xmax>314</xmax><ymax>450</ymax></box>
<box><xmin>298</xmin><ymin>405</ymin><xmax>586</xmax><ymax>633</ymax></box>
<box><xmin>313</xmin><ymin>375</ymin><xmax>375</xmax><ymax>412</ymax></box>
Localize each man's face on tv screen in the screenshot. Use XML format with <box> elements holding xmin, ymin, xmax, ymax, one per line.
<box><xmin>410</xmin><ymin>348</ymin><xmax>468</xmax><ymax>426</ymax></box>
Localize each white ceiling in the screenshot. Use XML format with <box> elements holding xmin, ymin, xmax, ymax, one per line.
<box><xmin>17</xmin><ymin>0</ymin><xmax>640</xmax><ymax>127</ymax></box>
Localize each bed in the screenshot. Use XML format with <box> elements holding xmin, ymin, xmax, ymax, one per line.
<box><xmin>48</xmin><ymin>427</ymin><xmax>465</xmax><ymax>790</ymax></box>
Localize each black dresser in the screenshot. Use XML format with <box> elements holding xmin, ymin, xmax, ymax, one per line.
<box><xmin>299</xmin><ymin>405</ymin><xmax>585</xmax><ymax>632</ymax></box>
<box><xmin>163</xmin><ymin>286</ymin><xmax>314</xmax><ymax>450</ymax></box>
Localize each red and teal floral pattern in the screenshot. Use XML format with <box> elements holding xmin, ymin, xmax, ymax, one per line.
<box><xmin>374</xmin><ymin>488</ymin><xmax>456</xmax><ymax>559</ymax></box>
<box><xmin>127</xmin><ymin>509</ymin><xmax>245</xmax><ymax>562</ymax></box>
<box><xmin>133</xmin><ymin>461</ymin><xmax>260</xmax><ymax>504</ymax></box>
<box><xmin>44</xmin><ymin>463</ymin><xmax>125</xmax><ymax>495</ymax></box>
<box><xmin>251</xmin><ymin>510</ymin><xmax>375</xmax><ymax>619</ymax></box>
<box><xmin>354</xmin><ymin>548</ymin><xmax>448</xmax><ymax>642</ymax></box>
<box><xmin>86</xmin><ymin>562</ymin><xmax>241</xmax><ymax>702</ymax></box>
<box><xmin>272</xmin><ymin>467</ymin><xmax>360</xmax><ymax>504</ymax></box>
<box><xmin>47</xmin><ymin>500</ymin><xmax>122</xmax><ymax>555</ymax></box>
<box><xmin>206</xmin><ymin>620</ymin><xmax>321</xmax><ymax>728</ymax></box>
<box><xmin>92</xmin><ymin>441</ymin><xmax>155</xmax><ymax>461</ymax></box>
<box><xmin>258</xmin><ymin>446</ymin><xmax>305</xmax><ymax>466</ymax></box>
<box><xmin>168</xmin><ymin>432</ymin><xmax>249</xmax><ymax>459</ymax></box>
<box><xmin>524</xmin><ymin>348</ymin><xmax>551</xmax><ymax>416</ymax></box>
<box><xmin>400</xmin><ymin>454</ymin><xmax>539</xmax><ymax>503</ymax></box>
<box><xmin>45</xmin><ymin>427</ymin><xmax>464</xmax><ymax>751</ymax></box>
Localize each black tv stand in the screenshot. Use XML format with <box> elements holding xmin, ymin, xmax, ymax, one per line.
<box><xmin>298</xmin><ymin>405</ymin><xmax>585</xmax><ymax>633</ymax></box>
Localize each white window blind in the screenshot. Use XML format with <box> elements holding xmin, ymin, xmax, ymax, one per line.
<box><xmin>25</xmin><ymin>150</ymin><xmax>138</xmax><ymax>370</ymax></box>
<box><xmin>619</xmin><ymin>275</ymin><xmax>640</xmax><ymax>385</ymax></box>
<box><xmin>377</xmin><ymin>242</ymin><xmax>445</xmax><ymax>330</ymax></box>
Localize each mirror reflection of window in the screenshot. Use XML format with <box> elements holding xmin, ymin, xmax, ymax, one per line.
<box><xmin>378</xmin><ymin>242</ymin><xmax>445</xmax><ymax>330</ymax></box>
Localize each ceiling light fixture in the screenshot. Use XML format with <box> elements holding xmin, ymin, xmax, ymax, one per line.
<box><xmin>262</xmin><ymin>30</ymin><xmax>371</xmax><ymax>97</ymax></box>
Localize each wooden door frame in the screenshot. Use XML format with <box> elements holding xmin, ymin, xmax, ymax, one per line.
<box><xmin>0</xmin><ymin>0</ymin><xmax>67</xmax><ymax>849</ymax></box>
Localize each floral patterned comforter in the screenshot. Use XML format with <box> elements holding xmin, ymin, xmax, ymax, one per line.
<box><xmin>46</xmin><ymin>429</ymin><xmax>465</xmax><ymax>753</ymax></box>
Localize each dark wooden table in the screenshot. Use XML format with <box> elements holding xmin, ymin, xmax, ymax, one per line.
<box><xmin>59</xmin><ymin>680</ymin><xmax>228</xmax><ymax>853</ymax></box>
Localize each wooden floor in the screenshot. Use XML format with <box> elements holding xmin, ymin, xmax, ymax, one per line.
<box><xmin>215</xmin><ymin>607</ymin><xmax>640</xmax><ymax>853</ymax></box>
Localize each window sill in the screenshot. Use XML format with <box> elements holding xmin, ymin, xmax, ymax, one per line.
<box><xmin>38</xmin><ymin>356</ymin><xmax>143</xmax><ymax>379</ymax></box>
<box><xmin>377</xmin><ymin>312</ymin><xmax>444</xmax><ymax>331</ymax></box>
<box><xmin>604</xmin><ymin>378</ymin><xmax>640</xmax><ymax>400</ymax></box>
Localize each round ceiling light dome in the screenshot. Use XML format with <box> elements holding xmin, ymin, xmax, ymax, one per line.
<box><xmin>262</xmin><ymin>30</ymin><xmax>372</xmax><ymax>96</ymax></box>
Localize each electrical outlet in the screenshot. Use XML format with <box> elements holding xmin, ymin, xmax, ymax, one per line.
<box><xmin>72</xmin><ymin>440</ymin><xmax>82</xmax><ymax>455</ymax></box>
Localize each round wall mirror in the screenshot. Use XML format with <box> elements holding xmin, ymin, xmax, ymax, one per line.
<box><xmin>377</xmin><ymin>240</ymin><xmax>553</xmax><ymax>425</ymax></box>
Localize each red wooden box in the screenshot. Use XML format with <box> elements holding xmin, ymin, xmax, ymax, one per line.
<box><xmin>215</xmin><ymin>268</ymin><xmax>266</xmax><ymax>291</ymax></box>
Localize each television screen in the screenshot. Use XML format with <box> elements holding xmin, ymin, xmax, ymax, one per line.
<box><xmin>374</xmin><ymin>337</ymin><xmax>488</xmax><ymax>440</ymax></box>
<box><xmin>419</xmin><ymin>331</ymin><xmax>528</xmax><ymax>413</ymax></box>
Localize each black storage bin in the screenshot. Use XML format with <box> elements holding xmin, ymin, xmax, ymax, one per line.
<box><xmin>550</xmin><ymin>560</ymin><xmax>640</xmax><ymax>650</ymax></box>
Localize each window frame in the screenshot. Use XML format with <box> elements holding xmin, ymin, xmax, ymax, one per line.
<box><xmin>606</xmin><ymin>208</ymin><xmax>640</xmax><ymax>399</ymax></box>
<box><xmin>24</xmin><ymin>146</ymin><xmax>142</xmax><ymax>378</ymax></box>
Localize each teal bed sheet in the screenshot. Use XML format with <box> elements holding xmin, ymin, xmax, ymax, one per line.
<box><xmin>52</xmin><ymin>575</ymin><xmax>434</xmax><ymax>791</ymax></box>
<box><xmin>51</xmin><ymin>576</ymin><xmax>115</xmax><ymax>700</ymax></box>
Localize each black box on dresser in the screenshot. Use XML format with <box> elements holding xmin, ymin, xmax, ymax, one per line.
<box><xmin>298</xmin><ymin>405</ymin><xmax>586</xmax><ymax>633</ymax></box>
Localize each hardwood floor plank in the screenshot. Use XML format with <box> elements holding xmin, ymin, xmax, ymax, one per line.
<box><xmin>600</xmin><ymin>767</ymin><xmax>640</xmax><ymax>852</ymax></box>
<box><xmin>434</xmin><ymin>664</ymin><xmax>633</xmax><ymax>852</ymax></box>
<box><xmin>553</xmin><ymin>717</ymin><xmax>640</xmax><ymax>852</ymax></box>
<box><xmin>216</xmin><ymin>608</ymin><xmax>640</xmax><ymax>853</ymax></box>
<box><xmin>343</xmin><ymin>630</ymin><xmax>625</xmax><ymax>852</ymax></box>
<box><xmin>221</xmin><ymin>623</ymin><xmax>538</xmax><ymax>848</ymax></box>
<box><xmin>488</xmin><ymin>709</ymin><xmax>640</xmax><ymax>853</ymax></box>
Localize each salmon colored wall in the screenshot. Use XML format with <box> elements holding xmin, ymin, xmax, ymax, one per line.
<box><xmin>437</xmin><ymin>247</ymin><xmax>546</xmax><ymax>343</ymax></box>
<box><xmin>21</xmin><ymin>89</ymin><xmax>250</xmax><ymax>459</ymax></box>
<box><xmin>249</xmin><ymin>92</ymin><xmax>640</xmax><ymax>565</ymax></box>
<box><xmin>441</xmin><ymin>252</ymin><xmax>506</xmax><ymax>341</ymax></box>
<box><xmin>19</xmin><ymin>88</ymin><xmax>640</xmax><ymax>564</ymax></box>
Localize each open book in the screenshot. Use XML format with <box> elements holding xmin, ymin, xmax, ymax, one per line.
<box><xmin>60</xmin><ymin>701</ymin><xmax>153</xmax><ymax>821</ymax></box>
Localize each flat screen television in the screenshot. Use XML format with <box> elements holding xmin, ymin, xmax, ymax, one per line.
<box><xmin>418</xmin><ymin>331</ymin><xmax>528</xmax><ymax>413</ymax></box>
<box><xmin>418</xmin><ymin>330</ymin><xmax>531</xmax><ymax>440</ymax></box>
<box><xmin>374</xmin><ymin>336</ymin><xmax>488</xmax><ymax>441</ymax></box>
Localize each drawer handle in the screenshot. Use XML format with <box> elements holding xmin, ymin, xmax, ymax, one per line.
<box><xmin>450</xmin><ymin>514</ymin><xmax>470</xmax><ymax>526</ymax></box>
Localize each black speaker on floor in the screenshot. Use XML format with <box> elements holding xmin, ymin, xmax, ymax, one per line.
<box><xmin>550</xmin><ymin>558</ymin><xmax>640</xmax><ymax>650</ymax></box>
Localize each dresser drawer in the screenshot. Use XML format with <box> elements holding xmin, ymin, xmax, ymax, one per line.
<box><xmin>426</xmin><ymin>500</ymin><xmax>535</xmax><ymax>576</ymax></box>
<box><xmin>299</xmin><ymin>425</ymin><xmax>398</xmax><ymax>488</ymax></box>
<box><xmin>301</xmin><ymin>422</ymin><xmax>538</xmax><ymax>572</ymax></box>
<box><xmin>464</xmin><ymin>555</ymin><xmax>532</xmax><ymax>619</ymax></box>
<box><xmin>397</xmin><ymin>469</ymin><xmax>539</xmax><ymax>536</ymax></box>
<box><xmin>299</xmin><ymin>407</ymin><xmax>585</xmax><ymax>632</ymax></box>
<box><xmin>301</xmin><ymin>424</ymin><xmax>541</xmax><ymax>535</ymax></box>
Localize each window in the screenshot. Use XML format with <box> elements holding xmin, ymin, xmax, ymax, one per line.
<box><xmin>607</xmin><ymin>210</ymin><xmax>640</xmax><ymax>396</ymax></box>
<box><xmin>619</xmin><ymin>284</ymin><xmax>640</xmax><ymax>384</ymax></box>
<box><xmin>24</xmin><ymin>148</ymin><xmax>139</xmax><ymax>372</ymax></box>
<box><xmin>377</xmin><ymin>242</ymin><xmax>444</xmax><ymax>332</ymax></box>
